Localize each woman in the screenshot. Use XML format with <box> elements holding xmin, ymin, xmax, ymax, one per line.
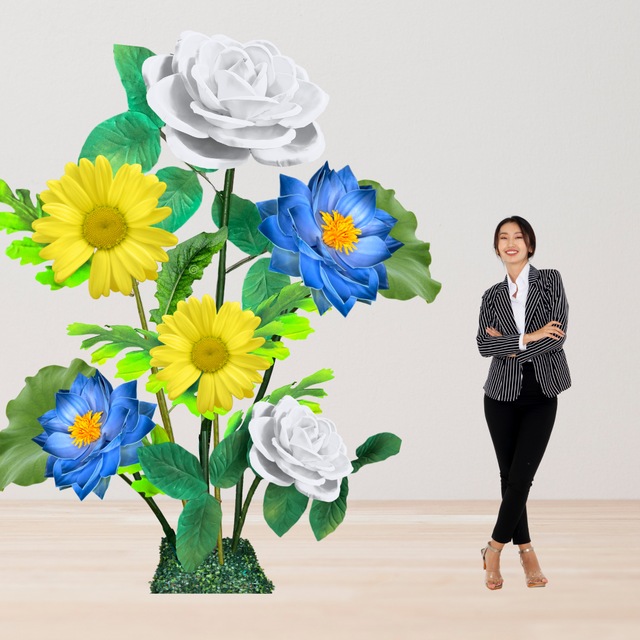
<box><xmin>476</xmin><ymin>216</ymin><xmax>571</xmax><ymax>590</ymax></box>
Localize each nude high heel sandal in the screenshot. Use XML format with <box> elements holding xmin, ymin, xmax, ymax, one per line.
<box><xmin>480</xmin><ymin>541</ymin><xmax>503</xmax><ymax>590</ymax></box>
<box><xmin>518</xmin><ymin>546</ymin><xmax>548</xmax><ymax>587</ymax></box>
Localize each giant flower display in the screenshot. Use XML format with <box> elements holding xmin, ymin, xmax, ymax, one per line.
<box><xmin>149</xmin><ymin>295</ymin><xmax>271</xmax><ymax>414</ymax></box>
<box><xmin>141</xmin><ymin>32</ymin><xmax>329</xmax><ymax>169</ymax></box>
<box><xmin>31</xmin><ymin>155</ymin><xmax>178</xmax><ymax>299</ymax></box>
<box><xmin>248</xmin><ymin>396</ymin><xmax>353</xmax><ymax>502</ymax></box>
<box><xmin>32</xmin><ymin>371</ymin><xmax>156</xmax><ymax>500</ymax></box>
<box><xmin>256</xmin><ymin>162</ymin><xmax>403</xmax><ymax>316</ymax></box>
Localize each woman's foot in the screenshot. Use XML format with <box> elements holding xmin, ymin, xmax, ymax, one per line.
<box><xmin>518</xmin><ymin>544</ymin><xmax>548</xmax><ymax>587</ymax></box>
<box><xmin>481</xmin><ymin>540</ymin><xmax>504</xmax><ymax>589</ymax></box>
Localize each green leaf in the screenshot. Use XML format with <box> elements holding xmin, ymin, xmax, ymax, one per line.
<box><xmin>79</xmin><ymin>111</ymin><xmax>161</xmax><ymax>174</ymax></box>
<box><xmin>297</xmin><ymin>399</ymin><xmax>322</xmax><ymax>414</ymax></box>
<box><xmin>191</xmin><ymin>165</ymin><xmax>217</xmax><ymax>173</ymax></box>
<box><xmin>113</xmin><ymin>44</ymin><xmax>164</xmax><ymax>128</ymax></box>
<box><xmin>211</xmin><ymin>192</ymin><xmax>272</xmax><ymax>255</ymax></box>
<box><xmin>0</xmin><ymin>359</ymin><xmax>96</xmax><ymax>490</ymax></box>
<box><xmin>67</xmin><ymin>323</ymin><xmax>160</xmax><ymax>366</ymax></box>
<box><xmin>351</xmin><ymin>432</ymin><xmax>402</xmax><ymax>474</ymax></box>
<box><xmin>35</xmin><ymin>259</ymin><xmax>92</xmax><ymax>290</ymax></box>
<box><xmin>117</xmin><ymin>463</ymin><xmax>142</xmax><ymax>475</ymax></box>
<box><xmin>223</xmin><ymin>410</ymin><xmax>244</xmax><ymax>438</ymax></box>
<box><xmin>137</xmin><ymin>442</ymin><xmax>207</xmax><ymax>499</ymax></box>
<box><xmin>254</xmin><ymin>314</ymin><xmax>313</xmax><ymax>341</ymax></box>
<box><xmin>115</xmin><ymin>350</ymin><xmax>152</xmax><ymax>381</ymax></box>
<box><xmin>268</xmin><ymin>368</ymin><xmax>334</xmax><ymax>406</ymax></box>
<box><xmin>176</xmin><ymin>493</ymin><xmax>222</xmax><ymax>573</ymax></box>
<box><xmin>250</xmin><ymin>339</ymin><xmax>290</xmax><ymax>365</ymax></box>
<box><xmin>5</xmin><ymin>236</ymin><xmax>47</xmax><ymax>265</ymax></box>
<box><xmin>0</xmin><ymin>180</ymin><xmax>47</xmax><ymax>235</ymax></box>
<box><xmin>152</xmin><ymin>167</ymin><xmax>203</xmax><ymax>234</ymax></box>
<box><xmin>131</xmin><ymin>476</ymin><xmax>166</xmax><ymax>497</ymax></box>
<box><xmin>263</xmin><ymin>483</ymin><xmax>309</xmax><ymax>537</ymax></box>
<box><xmin>309</xmin><ymin>476</ymin><xmax>349</xmax><ymax>541</ymax></box>
<box><xmin>358</xmin><ymin>180</ymin><xmax>441</xmax><ymax>303</ymax></box>
<box><xmin>150</xmin><ymin>424</ymin><xmax>170</xmax><ymax>445</ymax></box>
<box><xmin>209</xmin><ymin>430</ymin><xmax>250</xmax><ymax>489</ymax></box>
<box><xmin>149</xmin><ymin>229</ymin><xmax>227</xmax><ymax>325</ymax></box>
<box><xmin>242</xmin><ymin>257</ymin><xmax>290</xmax><ymax>311</ymax></box>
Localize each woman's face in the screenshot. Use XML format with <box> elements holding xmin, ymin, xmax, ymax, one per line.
<box><xmin>496</xmin><ymin>222</ymin><xmax>531</xmax><ymax>266</ymax></box>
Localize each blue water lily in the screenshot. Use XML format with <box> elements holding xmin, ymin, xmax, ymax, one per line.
<box><xmin>256</xmin><ymin>162</ymin><xmax>403</xmax><ymax>317</ymax></box>
<box><xmin>32</xmin><ymin>371</ymin><xmax>156</xmax><ymax>500</ymax></box>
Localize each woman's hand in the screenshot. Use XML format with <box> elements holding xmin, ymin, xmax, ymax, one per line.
<box><xmin>523</xmin><ymin>321</ymin><xmax>565</xmax><ymax>344</ymax></box>
<box><xmin>486</xmin><ymin>327</ymin><xmax>516</xmax><ymax>357</ymax></box>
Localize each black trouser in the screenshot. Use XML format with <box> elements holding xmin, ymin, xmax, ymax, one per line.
<box><xmin>483</xmin><ymin>362</ymin><xmax>557</xmax><ymax>545</ymax></box>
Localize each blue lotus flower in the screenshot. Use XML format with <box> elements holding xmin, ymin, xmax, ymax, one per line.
<box><xmin>32</xmin><ymin>371</ymin><xmax>156</xmax><ymax>500</ymax></box>
<box><xmin>256</xmin><ymin>162</ymin><xmax>403</xmax><ymax>317</ymax></box>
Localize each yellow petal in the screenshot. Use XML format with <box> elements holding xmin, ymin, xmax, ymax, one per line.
<box><xmin>74</xmin><ymin>159</ymin><xmax>101</xmax><ymax>205</ymax></box>
<box><xmin>126</xmin><ymin>226</ymin><xmax>177</xmax><ymax>247</ymax></box>
<box><xmin>107</xmin><ymin>250</ymin><xmax>133</xmax><ymax>294</ymax></box>
<box><xmin>185</xmin><ymin>297</ymin><xmax>208</xmax><ymax>336</ymax></box>
<box><xmin>107</xmin><ymin>162</ymin><xmax>131</xmax><ymax>206</ymax></box>
<box><xmin>158</xmin><ymin>333</ymin><xmax>194</xmax><ymax>352</ymax></box>
<box><xmin>41</xmin><ymin>202</ymin><xmax>84</xmax><ymax>224</ymax></box>
<box><xmin>94</xmin><ymin>156</ymin><xmax>114</xmax><ymax>203</ymax></box>
<box><xmin>214</xmin><ymin>375</ymin><xmax>233</xmax><ymax>411</ymax></box>
<box><xmin>51</xmin><ymin>241</ymin><xmax>94</xmax><ymax>281</ymax></box>
<box><xmin>89</xmin><ymin>249</ymin><xmax>111</xmax><ymax>299</ymax></box>
<box><xmin>60</xmin><ymin>174</ymin><xmax>94</xmax><ymax>212</ymax></box>
<box><xmin>229</xmin><ymin>353</ymin><xmax>271</xmax><ymax>371</ymax></box>
<box><xmin>127</xmin><ymin>206</ymin><xmax>173</xmax><ymax>228</ymax></box>
<box><xmin>113</xmin><ymin>244</ymin><xmax>146</xmax><ymax>282</ymax></box>
<box><xmin>216</xmin><ymin>367</ymin><xmax>245</xmax><ymax>398</ymax></box>
<box><xmin>171</xmin><ymin>310</ymin><xmax>202</xmax><ymax>343</ymax></box>
<box><xmin>165</xmin><ymin>363</ymin><xmax>201</xmax><ymax>399</ymax></box>
<box><xmin>225</xmin><ymin>329</ymin><xmax>255</xmax><ymax>351</ymax></box>
<box><xmin>229</xmin><ymin>337</ymin><xmax>265</xmax><ymax>355</ymax></box>
<box><xmin>201</xmin><ymin>294</ymin><xmax>218</xmax><ymax>332</ymax></box>
<box><xmin>196</xmin><ymin>373</ymin><xmax>215</xmax><ymax>414</ymax></box>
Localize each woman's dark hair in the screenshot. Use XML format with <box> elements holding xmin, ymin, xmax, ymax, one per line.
<box><xmin>493</xmin><ymin>216</ymin><xmax>536</xmax><ymax>259</ymax></box>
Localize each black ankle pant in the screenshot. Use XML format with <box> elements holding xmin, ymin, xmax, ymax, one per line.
<box><xmin>483</xmin><ymin>362</ymin><xmax>557</xmax><ymax>545</ymax></box>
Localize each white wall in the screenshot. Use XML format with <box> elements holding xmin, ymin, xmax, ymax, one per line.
<box><xmin>0</xmin><ymin>0</ymin><xmax>638</xmax><ymax>502</ymax></box>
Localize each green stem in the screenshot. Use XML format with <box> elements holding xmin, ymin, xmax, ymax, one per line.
<box><xmin>225</xmin><ymin>251</ymin><xmax>265</xmax><ymax>274</ymax></box>
<box><xmin>119</xmin><ymin>474</ymin><xmax>177</xmax><ymax>555</ymax></box>
<box><xmin>199</xmin><ymin>417</ymin><xmax>212</xmax><ymax>489</ymax></box>
<box><xmin>212</xmin><ymin>413</ymin><xmax>223</xmax><ymax>565</ymax></box>
<box><xmin>232</xmin><ymin>475</ymin><xmax>262</xmax><ymax>554</ymax></box>
<box><xmin>216</xmin><ymin>169</ymin><xmax>235</xmax><ymax>310</ymax></box>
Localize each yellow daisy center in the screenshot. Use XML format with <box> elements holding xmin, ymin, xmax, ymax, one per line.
<box><xmin>83</xmin><ymin>206</ymin><xmax>128</xmax><ymax>249</ymax></box>
<box><xmin>320</xmin><ymin>210</ymin><xmax>362</xmax><ymax>255</ymax></box>
<box><xmin>68</xmin><ymin>410</ymin><xmax>103</xmax><ymax>448</ymax></box>
<box><xmin>192</xmin><ymin>337</ymin><xmax>229</xmax><ymax>373</ymax></box>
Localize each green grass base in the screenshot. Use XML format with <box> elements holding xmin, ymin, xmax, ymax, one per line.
<box><xmin>149</xmin><ymin>536</ymin><xmax>275</xmax><ymax>594</ymax></box>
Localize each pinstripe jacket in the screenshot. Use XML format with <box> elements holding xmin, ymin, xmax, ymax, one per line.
<box><xmin>477</xmin><ymin>264</ymin><xmax>571</xmax><ymax>401</ymax></box>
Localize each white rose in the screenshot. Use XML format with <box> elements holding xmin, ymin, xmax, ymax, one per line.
<box><xmin>248</xmin><ymin>396</ymin><xmax>352</xmax><ymax>502</ymax></box>
<box><xmin>141</xmin><ymin>32</ymin><xmax>329</xmax><ymax>169</ymax></box>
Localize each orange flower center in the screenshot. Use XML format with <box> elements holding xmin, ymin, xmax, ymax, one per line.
<box><xmin>68</xmin><ymin>410</ymin><xmax>103</xmax><ymax>447</ymax></box>
<box><xmin>320</xmin><ymin>210</ymin><xmax>361</xmax><ymax>254</ymax></box>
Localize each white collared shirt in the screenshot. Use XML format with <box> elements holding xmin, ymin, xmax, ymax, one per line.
<box><xmin>507</xmin><ymin>261</ymin><xmax>532</xmax><ymax>362</ymax></box>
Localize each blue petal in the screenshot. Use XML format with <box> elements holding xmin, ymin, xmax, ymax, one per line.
<box><xmin>385</xmin><ymin>236</ymin><xmax>403</xmax><ymax>254</ymax></box>
<box><xmin>32</xmin><ymin>432</ymin><xmax>47</xmax><ymax>447</ymax></box>
<box><xmin>289</xmin><ymin>204</ymin><xmax>322</xmax><ymax>247</ymax></box>
<box><xmin>256</xmin><ymin>198</ymin><xmax>277</xmax><ymax>221</ymax></box>
<box><xmin>55</xmin><ymin>392</ymin><xmax>91</xmax><ymax>426</ymax></box>
<box><xmin>139</xmin><ymin>401</ymin><xmax>156</xmax><ymax>420</ymax></box>
<box><xmin>320</xmin><ymin>263</ymin><xmax>352</xmax><ymax>303</ymax></box>
<box><xmin>100</xmin><ymin>405</ymin><xmax>129</xmax><ymax>442</ymax></box>
<box><xmin>279</xmin><ymin>174</ymin><xmax>312</xmax><ymax>203</ymax></box>
<box><xmin>102</xmin><ymin>432</ymin><xmax>123</xmax><ymax>453</ymax></box>
<box><xmin>374</xmin><ymin>263</ymin><xmax>389</xmax><ymax>290</ymax></box>
<box><xmin>307</xmin><ymin>161</ymin><xmax>329</xmax><ymax>194</ymax></box>
<box><xmin>119</xmin><ymin>441</ymin><xmax>144</xmax><ymax>467</ymax></box>
<box><xmin>319</xmin><ymin>276</ymin><xmax>356</xmax><ymax>317</ymax></box>
<box><xmin>344</xmin><ymin>272</ymin><xmax>378</xmax><ymax>301</ymax></box>
<box><xmin>122</xmin><ymin>414</ymin><xmax>155</xmax><ymax>446</ymax></box>
<box><xmin>335</xmin><ymin>188</ymin><xmax>376</xmax><ymax>229</ymax></box>
<box><xmin>99</xmin><ymin>446</ymin><xmax>121</xmax><ymax>478</ymax></box>
<box><xmin>44</xmin><ymin>432</ymin><xmax>89</xmax><ymax>460</ymax></box>
<box><xmin>45</xmin><ymin>455</ymin><xmax>55</xmax><ymax>477</ymax></box>
<box><xmin>310</xmin><ymin>287</ymin><xmax>332</xmax><ymax>316</ymax></box>
<box><xmin>93</xmin><ymin>370</ymin><xmax>114</xmax><ymax>397</ymax></box>
<box><xmin>111</xmin><ymin>396</ymin><xmax>139</xmax><ymax>431</ymax></box>
<box><xmin>56</xmin><ymin>457</ymin><xmax>99</xmax><ymax>489</ymax></box>
<box><xmin>270</xmin><ymin>247</ymin><xmax>301</xmax><ymax>277</ymax></box>
<box><xmin>74</xmin><ymin>460</ymin><xmax>104</xmax><ymax>500</ymax></box>
<box><xmin>298</xmin><ymin>251</ymin><xmax>324</xmax><ymax>289</ymax></box>
<box><xmin>92</xmin><ymin>477</ymin><xmax>111</xmax><ymax>499</ymax></box>
<box><xmin>40</xmin><ymin>415</ymin><xmax>70</xmax><ymax>436</ymax></box>
<box><xmin>336</xmin><ymin>165</ymin><xmax>360</xmax><ymax>193</ymax></box>
<box><xmin>360</xmin><ymin>216</ymin><xmax>396</xmax><ymax>239</ymax></box>
<box><xmin>69</xmin><ymin>373</ymin><xmax>90</xmax><ymax>396</ymax></box>
<box><xmin>374</xmin><ymin>208</ymin><xmax>397</xmax><ymax>226</ymax></box>
<box><xmin>336</xmin><ymin>262</ymin><xmax>370</xmax><ymax>285</ymax></box>
<box><xmin>110</xmin><ymin>380</ymin><xmax>137</xmax><ymax>403</ymax></box>
<box><xmin>258</xmin><ymin>216</ymin><xmax>298</xmax><ymax>252</ymax></box>
<box><xmin>37</xmin><ymin>408</ymin><xmax>58</xmax><ymax>426</ymax></box>
<box><xmin>341</xmin><ymin>235</ymin><xmax>391</xmax><ymax>269</ymax></box>
<box><xmin>313</xmin><ymin>169</ymin><xmax>346</xmax><ymax>214</ymax></box>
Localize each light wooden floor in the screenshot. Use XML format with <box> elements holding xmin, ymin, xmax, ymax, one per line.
<box><xmin>0</xmin><ymin>500</ymin><xmax>638</xmax><ymax>640</ymax></box>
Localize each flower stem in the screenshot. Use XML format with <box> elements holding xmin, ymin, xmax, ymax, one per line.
<box><xmin>225</xmin><ymin>251</ymin><xmax>266</xmax><ymax>274</ymax></box>
<box><xmin>231</xmin><ymin>475</ymin><xmax>262</xmax><ymax>554</ymax></box>
<box><xmin>212</xmin><ymin>413</ymin><xmax>224</xmax><ymax>565</ymax></box>
<box><xmin>216</xmin><ymin>168</ymin><xmax>235</xmax><ymax>310</ymax></box>
<box><xmin>119</xmin><ymin>473</ymin><xmax>177</xmax><ymax>556</ymax></box>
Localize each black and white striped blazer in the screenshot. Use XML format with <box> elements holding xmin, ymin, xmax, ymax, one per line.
<box><xmin>477</xmin><ymin>264</ymin><xmax>571</xmax><ymax>401</ymax></box>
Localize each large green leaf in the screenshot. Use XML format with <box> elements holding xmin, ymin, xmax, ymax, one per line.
<box><xmin>242</xmin><ymin>257</ymin><xmax>290</xmax><ymax>311</ymax></box>
<box><xmin>5</xmin><ymin>236</ymin><xmax>47</xmax><ymax>265</ymax></box>
<box><xmin>176</xmin><ymin>493</ymin><xmax>222</xmax><ymax>573</ymax></box>
<box><xmin>351</xmin><ymin>432</ymin><xmax>402</xmax><ymax>474</ymax></box>
<box><xmin>0</xmin><ymin>359</ymin><xmax>96</xmax><ymax>491</ymax></box>
<box><xmin>263</xmin><ymin>483</ymin><xmax>309</xmax><ymax>537</ymax></box>
<box><xmin>79</xmin><ymin>111</ymin><xmax>161</xmax><ymax>174</ymax></box>
<box><xmin>223</xmin><ymin>410</ymin><xmax>244</xmax><ymax>438</ymax></box>
<box><xmin>249</xmin><ymin>339</ymin><xmax>290</xmax><ymax>365</ymax></box>
<box><xmin>267</xmin><ymin>368</ymin><xmax>334</xmax><ymax>405</ymax></box>
<box><xmin>358</xmin><ymin>180</ymin><xmax>441</xmax><ymax>303</ymax></box>
<box><xmin>209</xmin><ymin>430</ymin><xmax>250</xmax><ymax>489</ymax></box>
<box><xmin>0</xmin><ymin>180</ymin><xmax>47</xmax><ymax>235</ymax></box>
<box><xmin>113</xmin><ymin>44</ymin><xmax>164</xmax><ymax>128</ymax></box>
<box><xmin>152</xmin><ymin>167</ymin><xmax>203</xmax><ymax>234</ymax></box>
<box><xmin>35</xmin><ymin>259</ymin><xmax>92</xmax><ymax>290</ymax></box>
<box><xmin>67</xmin><ymin>323</ymin><xmax>160</xmax><ymax>367</ymax></box>
<box><xmin>211</xmin><ymin>192</ymin><xmax>272</xmax><ymax>255</ymax></box>
<box><xmin>309</xmin><ymin>476</ymin><xmax>349</xmax><ymax>541</ymax></box>
<box><xmin>131</xmin><ymin>476</ymin><xmax>166</xmax><ymax>498</ymax></box>
<box><xmin>138</xmin><ymin>442</ymin><xmax>207</xmax><ymax>500</ymax></box>
<box><xmin>149</xmin><ymin>229</ymin><xmax>227</xmax><ymax>325</ymax></box>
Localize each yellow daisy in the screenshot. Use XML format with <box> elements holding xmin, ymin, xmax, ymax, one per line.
<box><xmin>149</xmin><ymin>295</ymin><xmax>271</xmax><ymax>414</ymax></box>
<box><xmin>32</xmin><ymin>155</ymin><xmax>178</xmax><ymax>299</ymax></box>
